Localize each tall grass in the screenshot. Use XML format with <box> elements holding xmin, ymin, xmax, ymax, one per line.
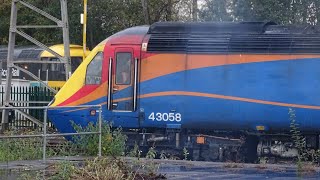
<box><xmin>0</xmin><ymin>129</ymin><xmax>51</xmax><ymax>162</ymax></box>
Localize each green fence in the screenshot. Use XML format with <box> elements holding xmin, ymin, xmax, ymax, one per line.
<box><xmin>0</xmin><ymin>86</ymin><xmax>58</xmax><ymax>128</ymax></box>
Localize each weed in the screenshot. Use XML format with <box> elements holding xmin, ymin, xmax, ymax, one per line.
<box><xmin>0</xmin><ymin>129</ymin><xmax>53</xmax><ymax>162</ymax></box>
<box><xmin>146</xmin><ymin>147</ymin><xmax>160</xmax><ymax>175</ymax></box>
<box><xmin>258</xmin><ymin>157</ymin><xmax>268</xmax><ymax>164</ymax></box>
<box><xmin>289</xmin><ymin>108</ymin><xmax>319</xmax><ymax>176</ymax></box>
<box><xmin>48</xmin><ymin>161</ymin><xmax>75</xmax><ymax>180</ymax></box>
<box><xmin>19</xmin><ymin>171</ymin><xmax>42</xmax><ymax>180</ymax></box>
<box><xmin>73</xmin><ymin>157</ymin><xmax>132</xmax><ymax>180</ymax></box>
<box><xmin>160</xmin><ymin>150</ymin><xmax>167</xmax><ymax>160</ymax></box>
<box><xmin>0</xmin><ymin>129</ymin><xmax>76</xmax><ymax>162</ymax></box>
<box><xmin>71</xmin><ymin>121</ymin><xmax>127</xmax><ymax>156</ymax></box>
<box><xmin>146</xmin><ymin>146</ymin><xmax>157</xmax><ymax>159</ymax></box>
<box><xmin>183</xmin><ymin>147</ymin><xmax>189</xmax><ymax>160</ymax></box>
<box><xmin>128</xmin><ymin>143</ymin><xmax>142</xmax><ymax>160</ymax></box>
<box><xmin>66</xmin><ymin>156</ymin><xmax>165</xmax><ymax>180</ymax></box>
<box><xmin>289</xmin><ymin>108</ymin><xmax>307</xmax><ymax>162</ymax></box>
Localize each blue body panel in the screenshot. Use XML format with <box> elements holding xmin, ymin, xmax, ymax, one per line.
<box><xmin>48</xmin><ymin>58</ymin><xmax>320</xmax><ymax>133</ymax></box>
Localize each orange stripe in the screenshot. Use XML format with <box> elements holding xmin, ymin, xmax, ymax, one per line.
<box><xmin>114</xmin><ymin>91</ymin><xmax>320</xmax><ymax>110</ymax></box>
<box><xmin>65</xmin><ymin>82</ymin><xmax>108</xmax><ymax>106</ymax></box>
<box><xmin>141</xmin><ymin>54</ymin><xmax>320</xmax><ymax>82</ymax></box>
<box><xmin>62</xmin><ymin>75</ymin><xmax>131</xmax><ymax>106</ymax></box>
<box><xmin>57</xmin><ymin>54</ymin><xmax>320</xmax><ymax>107</ymax></box>
<box><xmin>61</xmin><ymin>54</ymin><xmax>320</xmax><ymax>108</ymax></box>
<box><xmin>61</xmin><ymin>90</ymin><xmax>320</xmax><ymax>113</ymax></box>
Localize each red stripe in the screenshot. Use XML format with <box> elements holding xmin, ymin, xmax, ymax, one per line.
<box><xmin>58</xmin><ymin>85</ymin><xmax>99</xmax><ymax>106</ymax></box>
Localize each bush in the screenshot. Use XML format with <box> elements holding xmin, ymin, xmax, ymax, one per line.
<box><xmin>71</xmin><ymin>121</ymin><xmax>127</xmax><ymax>156</ymax></box>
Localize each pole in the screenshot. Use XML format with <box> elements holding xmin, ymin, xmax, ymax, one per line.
<box><xmin>1</xmin><ymin>0</ymin><xmax>18</xmax><ymax>132</ymax></box>
<box><xmin>46</xmin><ymin>69</ymin><xmax>48</xmax><ymax>84</ymax></box>
<box><xmin>83</xmin><ymin>0</ymin><xmax>87</xmax><ymax>61</ymax></box>
<box><xmin>43</xmin><ymin>108</ymin><xmax>47</xmax><ymax>163</ymax></box>
<box><xmin>98</xmin><ymin>106</ymin><xmax>102</xmax><ymax>157</ymax></box>
<box><xmin>60</xmin><ymin>0</ymin><xmax>71</xmax><ymax>80</ymax></box>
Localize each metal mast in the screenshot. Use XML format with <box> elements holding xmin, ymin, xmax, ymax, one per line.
<box><xmin>1</xmin><ymin>0</ymin><xmax>71</xmax><ymax>131</ymax></box>
<box><xmin>82</xmin><ymin>0</ymin><xmax>88</xmax><ymax>61</ymax></box>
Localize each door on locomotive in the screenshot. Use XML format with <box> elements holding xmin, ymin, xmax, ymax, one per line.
<box><xmin>109</xmin><ymin>47</ymin><xmax>139</xmax><ymax>112</ymax></box>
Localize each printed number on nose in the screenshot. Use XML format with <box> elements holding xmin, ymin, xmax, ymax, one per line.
<box><xmin>148</xmin><ymin>112</ymin><xmax>181</xmax><ymax>122</ymax></box>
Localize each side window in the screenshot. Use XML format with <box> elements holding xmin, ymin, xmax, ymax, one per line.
<box><xmin>116</xmin><ymin>52</ymin><xmax>132</xmax><ymax>85</ymax></box>
<box><xmin>85</xmin><ymin>52</ymin><xmax>103</xmax><ymax>85</ymax></box>
<box><xmin>71</xmin><ymin>57</ymin><xmax>82</xmax><ymax>73</ymax></box>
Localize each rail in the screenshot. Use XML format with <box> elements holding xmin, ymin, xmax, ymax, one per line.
<box><xmin>0</xmin><ymin>105</ymin><xmax>102</xmax><ymax>163</ymax></box>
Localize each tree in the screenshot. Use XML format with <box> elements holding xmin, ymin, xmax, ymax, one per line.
<box><xmin>0</xmin><ymin>0</ymin><xmax>11</xmax><ymax>45</ymax></box>
<box><xmin>2</xmin><ymin>0</ymin><xmax>320</xmax><ymax>47</ymax></box>
<box><xmin>192</xmin><ymin>0</ymin><xmax>198</xmax><ymax>21</ymax></box>
<box><xmin>199</xmin><ymin>0</ymin><xmax>233</xmax><ymax>21</ymax></box>
<box><xmin>141</xmin><ymin>0</ymin><xmax>150</xmax><ymax>24</ymax></box>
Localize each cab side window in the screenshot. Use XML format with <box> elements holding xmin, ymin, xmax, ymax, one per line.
<box><xmin>85</xmin><ymin>52</ymin><xmax>103</xmax><ymax>84</ymax></box>
<box><xmin>116</xmin><ymin>52</ymin><xmax>132</xmax><ymax>85</ymax></box>
<box><xmin>71</xmin><ymin>57</ymin><xmax>82</xmax><ymax>73</ymax></box>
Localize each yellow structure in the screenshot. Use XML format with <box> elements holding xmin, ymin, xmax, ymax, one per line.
<box><xmin>39</xmin><ymin>44</ymin><xmax>90</xmax><ymax>88</ymax></box>
<box><xmin>41</xmin><ymin>44</ymin><xmax>90</xmax><ymax>58</ymax></box>
<box><xmin>52</xmin><ymin>40</ymin><xmax>106</xmax><ymax>106</ymax></box>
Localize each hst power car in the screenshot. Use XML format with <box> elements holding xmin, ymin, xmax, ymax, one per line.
<box><xmin>48</xmin><ymin>22</ymin><xmax>320</xmax><ymax>161</ymax></box>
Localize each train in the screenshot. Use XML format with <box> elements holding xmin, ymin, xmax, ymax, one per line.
<box><xmin>0</xmin><ymin>44</ymin><xmax>90</xmax><ymax>88</ymax></box>
<box><xmin>48</xmin><ymin>21</ymin><xmax>320</xmax><ymax>162</ymax></box>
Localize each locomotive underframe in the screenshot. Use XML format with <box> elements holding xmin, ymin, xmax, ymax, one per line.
<box><xmin>123</xmin><ymin>128</ymin><xmax>320</xmax><ymax>162</ymax></box>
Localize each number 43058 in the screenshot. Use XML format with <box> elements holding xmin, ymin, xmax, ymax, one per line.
<box><xmin>148</xmin><ymin>112</ymin><xmax>181</xmax><ymax>122</ymax></box>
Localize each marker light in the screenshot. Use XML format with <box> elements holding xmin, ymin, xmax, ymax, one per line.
<box><xmin>90</xmin><ymin>110</ymin><xmax>96</xmax><ymax>116</ymax></box>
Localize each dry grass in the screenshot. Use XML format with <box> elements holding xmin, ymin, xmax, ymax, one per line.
<box><xmin>254</xmin><ymin>165</ymin><xmax>267</xmax><ymax>170</ymax></box>
<box><xmin>297</xmin><ymin>162</ymin><xmax>317</xmax><ymax>176</ymax></box>
<box><xmin>42</xmin><ymin>157</ymin><xmax>166</xmax><ymax>180</ymax></box>
<box><xmin>223</xmin><ymin>163</ymin><xmax>244</xmax><ymax>169</ymax></box>
<box><xmin>74</xmin><ymin>158</ymin><xmax>128</xmax><ymax>179</ymax></box>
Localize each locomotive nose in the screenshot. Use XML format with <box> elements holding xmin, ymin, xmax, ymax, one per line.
<box><xmin>47</xmin><ymin>105</ymin><xmax>103</xmax><ymax>140</ymax></box>
<box><xmin>47</xmin><ymin>106</ymin><xmax>75</xmax><ymax>135</ymax></box>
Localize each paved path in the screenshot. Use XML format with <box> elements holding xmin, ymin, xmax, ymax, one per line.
<box><xmin>0</xmin><ymin>157</ymin><xmax>320</xmax><ymax>179</ymax></box>
<box><xmin>156</xmin><ymin>160</ymin><xmax>320</xmax><ymax>179</ymax></box>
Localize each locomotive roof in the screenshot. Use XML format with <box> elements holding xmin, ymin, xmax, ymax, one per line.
<box><xmin>111</xmin><ymin>25</ymin><xmax>149</xmax><ymax>37</ymax></box>
<box><xmin>148</xmin><ymin>21</ymin><xmax>279</xmax><ymax>34</ymax></box>
<box><xmin>148</xmin><ymin>21</ymin><xmax>320</xmax><ymax>34</ymax></box>
<box><xmin>0</xmin><ymin>46</ymin><xmax>42</xmax><ymax>61</ymax></box>
<box><xmin>146</xmin><ymin>22</ymin><xmax>320</xmax><ymax>54</ymax></box>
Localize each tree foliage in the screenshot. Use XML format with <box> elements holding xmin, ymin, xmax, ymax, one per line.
<box><xmin>1</xmin><ymin>0</ymin><xmax>320</xmax><ymax>47</ymax></box>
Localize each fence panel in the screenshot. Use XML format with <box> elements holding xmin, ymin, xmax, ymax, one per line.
<box><xmin>0</xmin><ymin>86</ymin><xmax>57</xmax><ymax>129</ymax></box>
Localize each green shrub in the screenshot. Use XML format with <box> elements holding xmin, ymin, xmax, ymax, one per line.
<box><xmin>71</xmin><ymin>121</ymin><xmax>127</xmax><ymax>156</ymax></box>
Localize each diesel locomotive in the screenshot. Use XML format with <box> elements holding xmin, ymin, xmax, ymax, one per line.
<box><xmin>48</xmin><ymin>22</ymin><xmax>320</xmax><ymax>161</ymax></box>
<box><xmin>0</xmin><ymin>44</ymin><xmax>90</xmax><ymax>88</ymax></box>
